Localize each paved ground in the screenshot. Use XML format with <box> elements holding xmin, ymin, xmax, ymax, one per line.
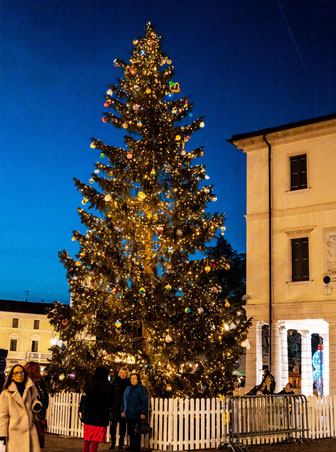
<box><xmin>44</xmin><ymin>433</ymin><xmax>336</xmax><ymax>452</ymax></box>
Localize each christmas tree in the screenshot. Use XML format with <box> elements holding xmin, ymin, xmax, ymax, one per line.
<box><xmin>206</xmin><ymin>236</ymin><xmax>246</xmax><ymax>308</ymax></box>
<box><xmin>48</xmin><ymin>23</ymin><xmax>251</xmax><ymax>397</ymax></box>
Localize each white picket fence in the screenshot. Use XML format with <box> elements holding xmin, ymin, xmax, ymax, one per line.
<box><xmin>46</xmin><ymin>393</ymin><xmax>336</xmax><ymax>450</ymax></box>
<box><xmin>307</xmin><ymin>395</ymin><xmax>336</xmax><ymax>439</ymax></box>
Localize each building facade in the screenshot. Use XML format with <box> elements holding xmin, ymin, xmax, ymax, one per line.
<box><xmin>229</xmin><ymin>113</ymin><xmax>336</xmax><ymax>395</ymax></box>
<box><xmin>0</xmin><ymin>300</ymin><xmax>58</xmax><ymax>370</ymax></box>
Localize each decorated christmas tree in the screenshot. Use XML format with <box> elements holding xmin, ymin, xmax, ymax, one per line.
<box><xmin>48</xmin><ymin>23</ymin><xmax>251</xmax><ymax>397</ymax></box>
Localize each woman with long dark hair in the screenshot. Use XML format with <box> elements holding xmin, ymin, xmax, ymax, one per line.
<box><xmin>81</xmin><ymin>366</ymin><xmax>111</xmax><ymax>452</ymax></box>
<box><xmin>0</xmin><ymin>364</ymin><xmax>42</xmax><ymax>452</ymax></box>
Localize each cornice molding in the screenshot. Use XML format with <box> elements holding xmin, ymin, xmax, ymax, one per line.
<box><xmin>231</xmin><ymin>119</ymin><xmax>336</xmax><ymax>152</ymax></box>
<box><xmin>246</xmin><ymin>201</ymin><xmax>336</xmax><ymax>221</ymax></box>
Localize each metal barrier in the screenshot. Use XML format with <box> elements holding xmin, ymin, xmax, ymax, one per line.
<box><xmin>227</xmin><ymin>395</ymin><xmax>309</xmax><ymax>451</ymax></box>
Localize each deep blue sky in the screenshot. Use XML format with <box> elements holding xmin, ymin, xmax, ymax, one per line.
<box><xmin>1</xmin><ymin>0</ymin><xmax>335</xmax><ymax>304</ymax></box>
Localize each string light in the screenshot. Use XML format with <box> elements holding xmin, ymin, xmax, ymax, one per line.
<box><xmin>47</xmin><ymin>22</ymin><xmax>250</xmax><ymax>398</ymax></box>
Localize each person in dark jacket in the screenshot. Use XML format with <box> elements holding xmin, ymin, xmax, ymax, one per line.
<box><xmin>82</xmin><ymin>367</ymin><xmax>111</xmax><ymax>452</ymax></box>
<box><xmin>246</xmin><ymin>373</ymin><xmax>276</xmax><ymax>395</ymax></box>
<box><xmin>24</xmin><ymin>362</ymin><xmax>49</xmax><ymax>449</ymax></box>
<box><xmin>121</xmin><ymin>373</ymin><xmax>148</xmax><ymax>452</ymax></box>
<box><xmin>0</xmin><ymin>349</ymin><xmax>8</xmax><ymax>394</ymax></box>
<box><xmin>277</xmin><ymin>382</ymin><xmax>295</xmax><ymax>395</ymax></box>
<box><xmin>109</xmin><ymin>367</ymin><xmax>130</xmax><ymax>450</ymax></box>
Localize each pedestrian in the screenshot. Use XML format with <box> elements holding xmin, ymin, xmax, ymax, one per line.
<box><xmin>246</xmin><ymin>372</ymin><xmax>276</xmax><ymax>395</ymax></box>
<box><xmin>109</xmin><ymin>367</ymin><xmax>130</xmax><ymax>450</ymax></box>
<box><xmin>0</xmin><ymin>364</ymin><xmax>42</xmax><ymax>452</ymax></box>
<box><xmin>277</xmin><ymin>382</ymin><xmax>295</xmax><ymax>395</ymax></box>
<box><xmin>0</xmin><ymin>349</ymin><xmax>8</xmax><ymax>394</ymax></box>
<box><xmin>121</xmin><ymin>373</ymin><xmax>148</xmax><ymax>452</ymax></box>
<box><xmin>24</xmin><ymin>361</ymin><xmax>49</xmax><ymax>449</ymax></box>
<box><xmin>232</xmin><ymin>378</ymin><xmax>245</xmax><ymax>396</ymax></box>
<box><xmin>82</xmin><ymin>366</ymin><xmax>111</xmax><ymax>452</ymax></box>
<box><xmin>259</xmin><ymin>375</ymin><xmax>275</xmax><ymax>394</ymax></box>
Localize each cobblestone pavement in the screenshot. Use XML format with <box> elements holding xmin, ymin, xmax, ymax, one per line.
<box><xmin>45</xmin><ymin>434</ymin><xmax>336</xmax><ymax>452</ymax></box>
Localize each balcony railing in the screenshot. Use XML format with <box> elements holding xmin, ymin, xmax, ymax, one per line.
<box><xmin>26</xmin><ymin>352</ymin><xmax>52</xmax><ymax>362</ymax></box>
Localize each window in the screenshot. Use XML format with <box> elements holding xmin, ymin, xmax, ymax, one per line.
<box><xmin>10</xmin><ymin>339</ymin><xmax>17</xmax><ymax>351</ymax></box>
<box><xmin>33</xmin><ymin>319</ymin><xmax>40</xmax><ymax>330</ymax></box>
<box><xmin>12</xmin><ymin>318</ymin><xmax>19</xmax><ymax>328</ymax></box>
<box><xmin>291</xmin><ymin>237</ymin><xmax>309</xmax><ymax>281</ymax></box>
<box><xmin>290</xmin><ymin>154</ymin><xmax>307</xmax><ymax>191</ymax></box>
<box><xmin>31</xmin><ymin>341</ymin><xmax>39</xmax><ymax>353</ymax></box>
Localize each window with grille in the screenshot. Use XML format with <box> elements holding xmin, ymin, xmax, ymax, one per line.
<box><xmin>291</xmin><ymin>237</ymin><xmax>309</xmax><ymax>281</ymax></box>
<box><xmin>12</xmin><ymin>318</ymin><xmax>19</xmax><ymax>328</ymax></box>
<box><xmin>290</xmin><ymin>154</ymin><xmax>307</xmax><ymax>191</ymax></box>
<box><xmin>33</xmin><ymin>319</ymin><xmax>40</xmax><ymax>330</ymax></box>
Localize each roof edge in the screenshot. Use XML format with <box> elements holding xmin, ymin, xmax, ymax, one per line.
<box><xmin>227</xmin><ymin>112</ymin><xmax>336</xmax><ymax>143</ymax></box>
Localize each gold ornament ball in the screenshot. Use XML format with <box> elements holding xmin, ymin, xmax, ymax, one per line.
<box><xmin>90</xmin><ymin>142</ymin><xmax>96</xmax><ymax>149</ymax></box>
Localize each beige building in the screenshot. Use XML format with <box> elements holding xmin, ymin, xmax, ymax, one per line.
<box><xmin>229</xmin><ymin>113</ymin><xmax>336</xmax><ymax>395</ymax></box>
<box><xmin>0</xmin><ymin>299</ymin><xmax>58</xmax><ymax>370</ymax></box>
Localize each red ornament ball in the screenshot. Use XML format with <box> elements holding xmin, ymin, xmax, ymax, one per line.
<box><xmin>102</xmin><ymin>117</ymin><xmax>107</xmax><ymax>123</ymax></box>
<box><xmin>104</xmin><ymin>102</ymin><xmax>109</xmax><ymax>108</ymax></box>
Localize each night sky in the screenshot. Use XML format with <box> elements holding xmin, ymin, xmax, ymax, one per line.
<box><xmin>1</xmin><ymin>0</ymin><xmax>335</xmax><ymax>304</ymax></box>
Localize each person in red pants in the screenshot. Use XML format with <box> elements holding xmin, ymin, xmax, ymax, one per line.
<box><xmin>81</xmin><ymin>367</ymin><xmax>112</xmax><ymax>452</ymax></box>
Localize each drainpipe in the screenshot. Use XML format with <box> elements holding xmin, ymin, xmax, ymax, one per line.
<box><xmin>263</xmin><ymin>135</ymin><xmax>272</xmax><ymax>372</ymax></box>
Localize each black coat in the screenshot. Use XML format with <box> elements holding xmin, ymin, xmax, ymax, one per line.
<box><xmin>110</xmin><ymin>376</ymin><xmax>131</xmax><ymax>420</ymax></box>
<box><xmin>35</xmin><ymin>379</ymin><xmax>49</xmax><ymax>419</ymax></box>
<box><xmin>82</xmin><ymin>379</ymin><xmax>112</xmax><ymax>427</ymax></box>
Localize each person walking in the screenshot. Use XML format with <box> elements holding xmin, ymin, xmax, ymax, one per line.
<box><xmin>0</xmin><ymin>364</ymin><xmax>42</xmax><ymax>452</ymax></box>
<box><xmin>82</xmin><ymin>367</ymin><xmax>112</xmax><ymax>452</ymax></box>
<box><xmin>121</xmin><ymin>373</ymin><xmax>148</xmax><ymax>452</ymax></box>
<box><xmin>109</xmin><ymin>367</ymin><xmax>130</xmax><ymax>450</ymax></box>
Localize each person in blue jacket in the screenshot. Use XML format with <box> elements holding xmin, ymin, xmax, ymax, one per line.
<box><xmin>121</xmin><ymin>373</ymin><xmax>148</xmax><ymax>452</ymax></box>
